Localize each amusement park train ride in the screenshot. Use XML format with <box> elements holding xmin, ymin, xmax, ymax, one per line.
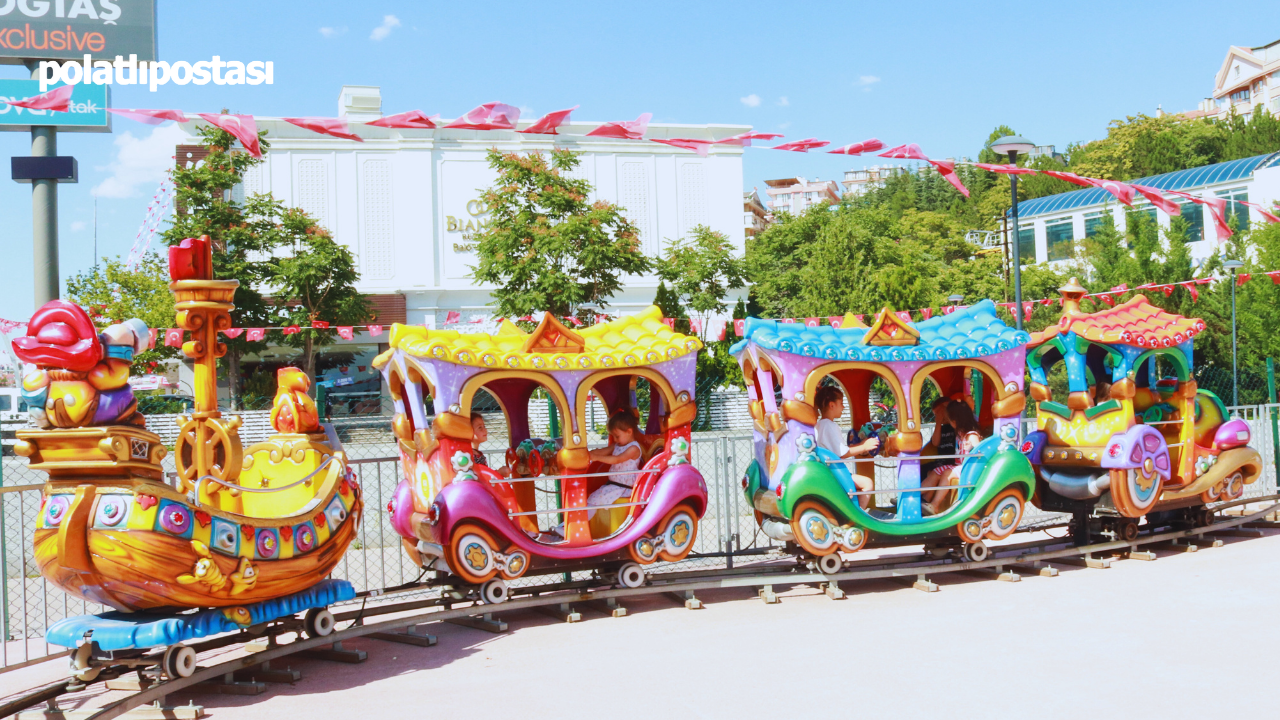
<box><xmin>6</xmin><ymin>250</ymin><xmax>1266</xmax><ymax>689</ymax></box>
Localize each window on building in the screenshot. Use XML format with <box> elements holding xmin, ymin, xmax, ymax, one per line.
<box><xmin>1045</xmin><ymin>219</ymin><xmax>1074</xmax><ymax>261</ymax></box>
<box><xmin>1175</xmin><ymin>201</ymin><xmax>1204</xmax><ymax>243</ymax></box>
<box><xmin>1230</xmin><ymin>88</ymin><xmax>1251</xmax><ymax>103</ymax></box>
<box><xmin>1017</xmin><ymin>224</ymin><xmax>1035</xmax><ymax>265</ymax></box>
<box><xmin>1084</xmin><ymin>212</ymin><xmax>1110</xmax><ymax>238</ymax></box>
<box><xmin>1216</xmin><ymin>188</ymin><xmax>1250</xmax><ymax>230</ymax></box>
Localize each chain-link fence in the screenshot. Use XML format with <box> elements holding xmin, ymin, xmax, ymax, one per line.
<box><xmin>2</xmin><ymin>375</ymin><xmax>1277</xmax><ymax>670</ymax></box>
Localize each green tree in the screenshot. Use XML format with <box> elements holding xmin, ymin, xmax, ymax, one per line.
<box><xmin>269</xmin><ymin>213</ymin><xmax>371</xmax><ymax>382</ymax></box>
<box><xmin>656</xmin><ymin>225</ymin><xmax>747</xmax><ymax>325</ymax></box>
<box><xmin>161</xmin><ymin>119</ymin><xmax>284</xmax><ymax>408</ymax></box>
<box><xmin>472</xmin><ymin>149</ymin><xmax>651</xmax><ymax>319</ymax></box>
<box><xmin>65</xmin><ymin>252</ymin><xmax>177</xmax><ymax>374</ymax></box>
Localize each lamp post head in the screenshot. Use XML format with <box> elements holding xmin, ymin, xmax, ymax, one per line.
<box><xmin>990</xmin><ymin>135</ymin><xmax>1036</xmax><ymax>162</ymax></box>
<box><xmin>1222</xmin><ymin>259</ymin><xmax>1244</xmax><ymax>270</ymax></box>
<box><xmin>947</xmin><ymin>294</ymin><xmax>964</xmax><ymax>304</ymax></box>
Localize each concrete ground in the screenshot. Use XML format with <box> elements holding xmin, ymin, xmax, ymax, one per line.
<box><xmin>4</xmin><ymin>528</ymin><xmax>1279</xmax><ymax>720</ymax></box>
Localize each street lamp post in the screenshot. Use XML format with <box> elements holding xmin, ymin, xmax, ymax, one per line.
<box><xmin>990</xmin><ymin>135</ymin><xmax>1037</xmax><ymax>331</ymax></box>
<box><xmin>1223</xmin><ymin>259</ymin><xmax>1244</xmax><ymax>406</ymax></box>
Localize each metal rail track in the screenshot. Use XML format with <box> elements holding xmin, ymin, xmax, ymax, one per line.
<box><xmin>5</xmin><ymin>496</ymin><xmax>1278</xmax><ymax>720</ymax></box>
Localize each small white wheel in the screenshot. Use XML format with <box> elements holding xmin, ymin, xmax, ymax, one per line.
<box><xmin>615</xmin><ymin>562</ymin><xmax>646</xmax><ymax>589</ymax></box>
<box><xmin>816</xmin><ymin>552</ymin><xmax>843</xmax><ymax>575</ymax></box>
<box><xmin>162</xmin><ymin>644</ymin><xmax>197</xmax><ymax>679</ymax></box>
<box><xmin>68</xmin><ymin>643</ymin><xmax>101</xmax><ymax>683</ymax></box>
<box><xmin>303</xmin><ymin>607</ymin><xmax>335</xmax><ymax>638</ymax></box>
<box><xmin>481</xmin><ymin>578</ymin><xmax>509</xmax><ymax>604</ymax></box>
<box><xmin>963</xmin><ymin>541</ymin><xmax>989</xmax><ymax>563</ymax></box>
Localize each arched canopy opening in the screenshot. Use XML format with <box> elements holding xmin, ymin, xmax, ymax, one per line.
<box><xmin>576</xmin><ymin>369</ymin><xmax>680</xmax><ymax>438</ymax></box>
<box><xmin>910</xmin><ymin>359</ymin><xmax>1015</xmax><ymax>432</ymax></box>
<box><xmin>802</xmin><ymin>362</ymin><xmax>907</xmax><ymax>434</ymax></box>
<box><xmin>459</xmin><ymin>371</ymin><xmax>575</xmax><ymax>449</ymax></box>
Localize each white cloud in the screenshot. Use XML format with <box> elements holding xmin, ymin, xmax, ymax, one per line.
<box><xmin>740</xmin><ymin>94</ymin><xmax>761</xmax><ymax>108</ymax></box>
<box><xmin>856</xmin><ymin>75</ymin><xmax>880</xmax><ymax>92</ymax></box>
<box><xmin>370</xmin><ymin>15</ymin><xmax>401</xmax><ymax>41</ymax></box>
<box><xmin>70</xmin><ymin>221</ymin><xmax>87</xmax><ymax>232</ymax></box>
<box><xmin>319</xmin><ymin>26</ymin><xmax>348</xmax><ymax>38</ymax></box>
<box><xmin>776</xmin><ymin>96</ymin><xmax>789</xmax><ymax>107</ymax></box>
<box><xmin>92</xmin><ymin>123</ymin><xmax>188</xmax><ymax>200</ymax></box>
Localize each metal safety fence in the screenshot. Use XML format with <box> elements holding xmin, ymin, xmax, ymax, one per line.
<box><xmin>1</xmin><ymin>403</ymin><xmax>1277</xmax><ymax>671</ymax></box>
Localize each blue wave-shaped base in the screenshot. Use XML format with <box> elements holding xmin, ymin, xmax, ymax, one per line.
<box><xmin>45</xmin><ymin>579</ymin><xmax>356</xmax><ymax>650</ymax></box>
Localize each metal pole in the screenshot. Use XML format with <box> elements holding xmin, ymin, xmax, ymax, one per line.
<box><xmin>1008</xmin><ymin>150</ymin><xmax>1023</xmax><ymax>331</ymax></box>
<box><xmin>31</xmin><ymin>127</ymin><xmax>60</xmax><ymax>305</ymax></box>
<box><xmin>1231</xmin><ymin>269</ymin><xmax>1239</xmax><ymax>406</ymax></box>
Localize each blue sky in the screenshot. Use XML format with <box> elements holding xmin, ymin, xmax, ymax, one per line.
<box><xmin>0</xmin><ymin>0</ymin><xmax>1275</xmax><ymax>320</ymax></box>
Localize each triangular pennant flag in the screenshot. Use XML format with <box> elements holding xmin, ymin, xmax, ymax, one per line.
<box><xmin>445</xmin><ymin>311</ymin><xmax>461</xmax><ymax>324</ymax></box>
<box><xmin>1179</xmin><ymin>281</ymin><xmax>1199</xmax><ymax>302</ymax></box>
<box><xmin>519</xmin><ymin>106</ymin><xmax>578</xmax><ymax>135</ymax></box>
<box><xmin>895</xmin><ymin>311</ymin><xmax>913</xmax><ymax>323</ymax></box>
<box><xmin>734</xmin><ymin>319</ymin><xmax>746</xmax><ymax>337</ymax></box>
<box><xmin>366</xmin><ymin>110</ymin><xmax>441</xmax><ymax>129</ymax></box>
<box><xmin>690</xmin><ymin>318</ymin><xmax>703</xmax><ymax>335</ymax></box>
<box><xmin>1023</xmin><ymin>302</ymin><xmax>1035</xmax><ymax>321</ymax></box>
<box><xmin>4</xmin><ymin>84</ymin><xmax>73</xmax><ymax>112</ymax></box>
<box><xmin>594</xmin><ymin>314</ymin><xmax>610</xmax><ymax>325</ymax></box>
<box><xmin>247</xmin><ymin>328</ymin><xmax>265</xmax><ymax>342</ymax></box>
<box><xmin>586</xmin><ymin>113</ymin><xmax>652</xmax><ymax>140</ymax></box>
<box><xmin>661</xmin><ymin>318</ymin><xmax>675</xmax><ymax>329</ymax></box>
<box><xmin>878</xmin><ymin>143</ymin><xmax>928</xmax><ymax>160</ymax></box>
<box><xmin>1130</xmin><ymin>184</ymin><xmax>1181</xmax><ymax>216</ymax></box>
<box><xmin>1237</xmin><ymin>273</ymin><xmax>1251</xmax><ymax>287</ymax></box>
<box><xmin>567</xmin><ymin>316</ymin><xmax>584</xmax><ymax>327</ymax></box>
<box><xmin>284</xmin><ymin>117</ymin><xmax>363</xmax><ymax>142</ymax></box>
<box><xmin>770</xmin><ymin>138</ymin><xmax>830</xmax><ymax>152</ymax></box>
<box><xmin>942</xmin><ymin>305</ymin><xmax>955</xmax><ymax>315</ymax></box>
<box><xmin>197</xmin><ymin>113</ymin><xmax>262</xmax><ymax>157</ymax></box>
<box><xmin>337</xmin><ymin>326</ymin><xmax>354</xmax><ymax>340</ymax></box>
<box><xmin>827</xmin><ymin>315</ymin><xmax>843</xmax><ymax>328</ymax></box>
<box><xmin>164</xmin><ymin>328</ymin><xmax>183</xmax><ymax>347</ymax></box>
<box><xmin>713</xmin><ymin>131</ymin><xmax>784</xmax><ymax>147</ymax></box>
<box><xmin>1098</xmin><ymin>293</ymin><xmax>1115</xmax><ymax>306</ymax></box>
<box><xmin>1041</xmin><ymin>170</ymin><xmax>1095</xmax><ymax>188</ymax></box>
<box><xmin>444</xmin><ymin>102</ymin><xmax>520</xmax><ymax>130</ymax></box>
<box><xmin>920</xmin><ymin>307</ymin><xmax>933</xmax><ymax>320</ymax></box>
<box><xmin>367</xmin><ymin>324</ymin><xmax>384</xmax><ymax>337</ymax></box>
<box><xmin>147</xmin><ymin>328</ymin><xmax>158</xmax><ymax>349</ymax></box>
<box><xmin>283</xmin><ymin>325</ymin><xmax>301</xmax><ymax>335</ymax></box>
<box><xmin>223</xmin><ymin>328</ymin><xmax>245</xmax><ymax>339</ymax></box>
<box><xmin>928</xmin><ymin>159</ymin><xmax>970</xmax><ymax>198</ymax></box>
<box><xmin>827</xmin><ymin>138</ymin><xmax>884</xmax><ymax>156</ymax></box>
<box><xmin>780</xmin><ymin>318</ymin><xmax>796</xmax><ymax>324</ymax></box>
<box><xmin>649</xmin><ymin>138</ymin><xmax>711</xmax><ymax>156</ymax></box>
<box><xmin>973</xmin><ymin>162</ymin><xmax>1037</xmax><ymax>175</ymax></box>
<box><xmin>1240</xmin><ymin>200</ymin><xmax>1280</xmax><ymax>224</ymax></box>
<box><xmin>803</xmin><ymin>317</ymin><xmax>820</xmax><ymax>327</ymax></box>
<box><xmin>108</xmin><ymin>108</ymin><xmax>189</xmax><ymax>125</ymax></box>
<box><xmin>715</xmin><ymin>320</ymin><xmax>727</xmax><ymax>341</ymax></box>
<box><xmin>311</xmin><ymin>320</ymin><xmax>330</xmax><ymax>329</ymax></box>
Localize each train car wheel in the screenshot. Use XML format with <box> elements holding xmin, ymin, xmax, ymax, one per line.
<box><xmin>499</xmin><ymin>547</ymin><xmax>530</xmax><ymax>580</ymax></box>
<box><xmin>1224</xmin><ymin>472</ymin><xmax>1245</xmax><ymax>501</ymax></box>
<box><xmin>963</xmin><ymin>541</ymin><xmax>989</xmax><ymax>563</ymax></box>
<box><xmin>838</xmin><ymin>525</ymin><xmax>867</xmax><ymax>553</ymax></box>
<box><xmin>957</xmin><ymin>517</ymin><xmax>984</xmax><ymax>544</ymax></box>
<box><xmin>983</xmin><ymin>488</ymin><xmax>1025</xmax><ymax>542</ymax></box>
<box><xmin>816</xmin><ymin>552</ymin><xmax>843</xmax><ymax>575</ymax></box>
<box><xmin>481</xmin><ymin>578</ymin><xmax>509</xmax><ymax>604</ymax></box>
<box><xmin>790</xmin><ymin>500</ymin><xmax>839</xmax><ymax>557</ymax></box>
<box><xmin>449</xmin><ymin>524</ymin><xmax>501</xmax><ymax>585</ymax></box>
<box><xmin>68</xmin><ymin>644</ymin><xmax>101</xmax><ymax>683</ymax></box>
<box><xmin>658</xmin><ymin>504</ymin><xmax>699</xmax><ymax>562</ymax></box>
<box><xmin>303</xmin><ymin>608</ymin><xmax>335</xmax><ymax>638</ymax></box>
<box><xmin>1110</xmin><ymin>463</ymin><xmax>1163</xmax><ymax>518</ymax></box>
<box><xmin>615</xmin><ymin>562</ymin><xmax>646</xmax><ymax>589</ymax></box>
<box><xmin>162</xmin><ymin>644</ymin><xmax>197</xmax><ymax>680</ymax></box>
<box><xmin>1116</xmin><ymin>518</ymin><xmax>1139</xmax><ymax>542</ymax></box>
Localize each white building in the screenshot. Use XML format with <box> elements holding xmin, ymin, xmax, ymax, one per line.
<box><xmin>840</xmin><ymin>165</ymin><xmax>906</xmax><ymax>198</ymax></box>
<box><xmin>176</xmin><ymin>85</ymin><xmax>750</xmax><ymax>402</ymax></box>
<box><xmin>1195</xmin><ymin>38</ymin><xmax>1280</xmax><ymax>119</ymax></box>
<box><xmin>763</xmin><ymin>176</ymin><xmax>841</xmax><ymax>214</ymax></box>
<box><xmin>1013</xmin><ymin>152</ymin><xmax>1280</xmax><ymax>266</ymax></box>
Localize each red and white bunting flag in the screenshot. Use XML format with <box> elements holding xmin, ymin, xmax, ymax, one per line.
<box><xmin>337</xmin><ymin>326</ymin><xmax>354</xmax><ymax>340</ymax></box>
<box><xmin>803</xmin><ymin>317</ymin><xmax>819</xmax><ymax>327</ymax></box>
<box><xmin>197</xmin><ymin>113</ymin><xmax>262</xmax><ymax>157</ymax></box>
<box><xmin>878</xmin><ymin>143</ymin><xmax>928</xmax><ymax>160</ymax></box>
<box><xmin>594</xmin><ymin>314</ymin><xmax>609</xmax><ymax>325</ymax></box>
<box><xmin>649</xmin><ymin>138</ymin><xmax>711</xmax><ymax>157</ymax></box>
<box><xmin>223</xmin><ymin>328</ymin><xmax>244</xmax><ymax>339</ymax></box>
<box><xmin>690</xmin><ymin>318</ymin><xmax>703</xmax><ymax>335</ymax></box>
<box><xmin>1041</xmin><ymin>170</ymin><xmax>1095</xmax><ymax>188</ymax></box>
<box><xmin>1179</xmin><ymin>281</ymin><xmax>1200</xmax><ymax>302</ymax></box>
<box><xmin>1023</xmin><ymin>302</ymin><xmax>1035</xmax><ymax>321</ymax></box>
<box><xmin>1040</xmin><ymin>298</ymin><xmax>1054</xmax><ymax>306</ymax></box>
<box><xmin>1266</xmin><ymin>271</ymin><xmax>1280</xmax><ymax>285</ymax></box>
<box><xmin>284</xmin><ymin>117</ymin><xmax>363</xmax><ymax>142</ymax></box>
<box><xmin>367</xmin><ymin>324</ymin><xmax>384</xmax><ymax>337</ymax></box>
<box><xmin>147</xmin><ymin>328</ymin><xmax>158</xmax><ymax>349</ymax></box>
<box><xmin>973</xmin><ymin>163</ymin><xmax>1037</xmax><ymax>175</ymax></box>
<box><xmin>586</xmin><ymin>113</ymin><xmax>652</xmax><ymax>140</ymax></box>
<box><xmin>1240</xmin><ymin>200</ymin><xmax>1280</xmax><ymax>224</ymax></box>
<box><xmin>365</xmin><ymin>110</ymin><xmax>441</xmax><ymax>129</ymax></box>
<box><xmin>1237</xmin><ymin>273</ymin><xmax>1251</xmax><ymax>287</ymax></box>
<box><xmin>468</xmin><ymin>317</ymin><xmax>484</xmax><ymax>323</ymax></box>
<box><xmin>927</xmin><ymin>159</ymin><xmax>969</xmax><ymax>198</ymax></box>
<box><xmin>1087</xmin><ymin>178</ymin><xmax>1136</xmax><ymax>207</ymax></box>
<box><xmin>780</xmin><ymin>318</ymin><xmax>796</xmax><ymax>324</ymax></box>
<box><xmin>1130</xmin><ymin>184</ymin><xmax>1181</xmax><ymax>216</ymax></box>
<box><xmin>715</xmin><ymin>320</ymin><xmax>727</xmax><ymax>341</ymax></box>
<box><xmin>894</xmin><ymin>311</ymin><xmax>912</xmax><ymax>324</ymax></box>
<box><xmin>518</xmin><ymin>106</ymin><xmax>578</xmax><ymax>135</ymax></box>
<box><xmin>1098</xmin><ymin>293</ymin><xmax>1114</xmax><ymax>306</ymax></box>
<box><xmin>108</xmin><ymin>108</ymin><xmax>188</xmax><ymax>125</ymax></box>
<box><xmin>734</xmin><ymin>319</ymin><xmax>746</xmax><ymax>337</ymax></box>
<box><xmin>444</xmin><ymin>102</ymin><xmax>520</xmax><ymax>130</ymax></box>
<box><xmin>164</xmin><ymin>328</ymin><xmax>183</xmax><ymax>347</ymax></box>
<box><xmin>5</xmin><ymin>84</ymin><xmax>73</xmax><ymax>112</ymax></box>
<box><xmin>1166</xmin><ymin>191</ymin><xmax>1233</xmax><ymax>239</ymax></box>
<box><xmin>247</xmin><ymin>328</ymin><xmax>265</xmax><ymax>342</ymax></box>
<box><xmin>445</xmin><ymin>311</ymin><xmax>461</xmax><ymax>324</ymax></box>
<box><xmin>941</xmin><ymin>305</ymin><xmax>954</xmax><ymax>315</ymax></box>
<box><xmin>283</xmin><ymin>325</ymin><xmax>301</xmax><ymax>335</ymax></box>
<box><xmin>567</xmin><ymin>316</ymin><xmax>584</xmax><ymax>326</ymax></box>
<box><xmin>311</xmin><ymin>320</ymin><xmax>330</xmax><ymax>329</ymax></box>
<box><xmin>1111</xmin><ymin>283</ymin><xmax>1129</xmax><ymax>292</ymax></box>
<box><xmin>771</xmin><ymin>138</ymin><xmax>830</xmax><ymax>152</ymax></box>
<box><xmin>714</xmin><ymin>131</ymin><xmax>784</xmax><ymax>147</ymax></box>
<box><xmin>920</xmin><ymin>308</ymin><xmax>933</xmax><ymax>320</ymax></box>
<box><xmin>661</xmin><ymin>318</ymin><xmax>675</xmax><ymax>329</ymax></box>
<box><xmin>827</xmin><ymin>315</ymin><xmax>843</xmax><ymax>328</ymax></box>
<box><xmin>827</xmin><ymin>138</ymin><xmax>884</xmax><ymax>156</ymax></box>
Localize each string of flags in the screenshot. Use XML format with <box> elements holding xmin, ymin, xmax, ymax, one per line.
<box><xmin>125</xmin><ymin>179</ymin><xmax>174</xmax><ymax>270</ymax></box>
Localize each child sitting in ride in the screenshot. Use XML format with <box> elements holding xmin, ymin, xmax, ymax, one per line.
<box><xmin>813</xmin><ymin>385</ymin><xmax>880</xmax><ymax>508</ymax></box>
<box><xmin>586</xmin><ymin>412</ymin><xmax>644</xmax><ymax>509</ymax></box>
<box><xmin>920</xmin><ymin>400</ymin><xmax>983</xmax><ymax>515</ymax></box>
<box><xmin>469</xmin><ymin>413</ymin><xmax>510</xmax><ymax>477</ymax></box>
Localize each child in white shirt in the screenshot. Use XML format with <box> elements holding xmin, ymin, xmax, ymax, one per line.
<box><xmin>814</xmin><ymin>385</ymin><xmax>879</xmax><ymax>507</ymax></box>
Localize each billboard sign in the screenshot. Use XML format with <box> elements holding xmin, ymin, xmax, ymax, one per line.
<box><xmin>0</xmin><ymin>0</ymin><xmax>157</xmax><ymax>62</ymax></box>
<box><xmin>0</xmin><ymin>79</ymin><xmax>109</xmax><ymax>131</ymax></box>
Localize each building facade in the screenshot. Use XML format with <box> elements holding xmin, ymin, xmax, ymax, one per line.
<box><xmin>840</xmin><ymin>165</ymin><xmax>906</xmax><ymax>198</ymax></box>
<box><xmin>1013</xmin><ymin>152</ymin><xmax>1280</xmax><ymax>266</ymax></box>
<box><xmin>744</xmin><ymin>189</ymin><xmax>769</xmax><ymax>237</ymax></box>
<box><xmin>763</xmin><ymin>176</ymin><xmax>841</xmax><ymax>214</ymax></box>
<box><xmin>1196</xmin><ymin>38</ymin><xmax>1280</xmax><ymax>119</ymax></box>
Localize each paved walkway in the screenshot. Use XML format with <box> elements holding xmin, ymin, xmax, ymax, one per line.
<box><xmin>6</xmin><ymin>529</ymin><xmax>1279</xmax><ymax>719</ymax></box>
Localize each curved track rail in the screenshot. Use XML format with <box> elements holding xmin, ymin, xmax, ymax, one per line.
<box><xmin>5</xmin><ymin>496</ymin><xmax>1277</xmax><ymax>720</ymax></box>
